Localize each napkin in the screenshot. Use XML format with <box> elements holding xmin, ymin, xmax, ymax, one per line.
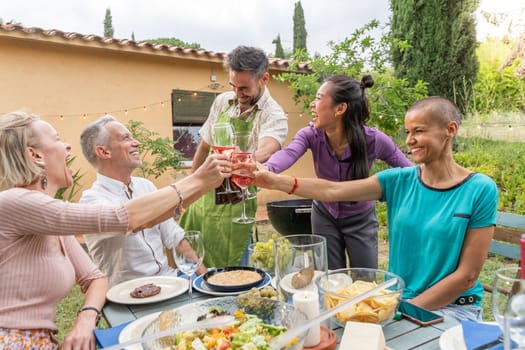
<box><xmin>461</xmin><ymin>320</ymin><xmax>503</xmax><ymax>350</ymax></box>
<box><xmin>94</xmin><ymin>321</ymin><xmax>132</xmax><ymax>348</ymax></box>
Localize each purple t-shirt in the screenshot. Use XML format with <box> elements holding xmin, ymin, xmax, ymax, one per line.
<box><xmin>264</xmin><ymin>123</ymin><xmax>412</xmax><ymax>218</ymax></box>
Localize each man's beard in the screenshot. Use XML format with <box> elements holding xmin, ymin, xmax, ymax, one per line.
<box><xmin>239</xmin><ymin>85</ymin><xmax>263</xmax><ymax>109</ymax></box>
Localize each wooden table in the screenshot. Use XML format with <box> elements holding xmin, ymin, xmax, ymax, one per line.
<box><xmin>102</xmin><ymin>290</ymin><xmax>458</xmax><ymax>349</ymax></box>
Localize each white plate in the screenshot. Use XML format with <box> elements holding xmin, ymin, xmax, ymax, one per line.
<box><xmin>279</xmin><ymin>270</ymin><xmax>324</xmax><ymax>294</ymax></box>
<box><xmin>439</xmin><ymin>322</ymin><xmax>499</xmax><ymax>350</ymax></box>
<box><xmin>439</xmin><ymin>325</ymin><xmax>465</xmax><ymax>350</ymax></box>
<box><xmin>106</xmin><ymin>276</ymin><xmax>189</xmax><ymax>305</ymax></box>
<box><xmin>193</xmin><ymin>272</ymin><xmax>271</xmax><ymax>296</ymax></box>
<box><xmin>118</xmin><ymin>311</ymin><xmax>161</xmax><ymax>350</ymax></box>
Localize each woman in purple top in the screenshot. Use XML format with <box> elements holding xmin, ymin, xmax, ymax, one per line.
<box><xmin>264</xmin><ymin>74</ymin><xmax>412</xmax><ymax>269</ymax></box>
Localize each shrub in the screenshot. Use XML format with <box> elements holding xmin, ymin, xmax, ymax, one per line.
<box><xmin>126</xmin><ymin>120</ymin><xmax>183</xmax><ymax>179</ymax></box>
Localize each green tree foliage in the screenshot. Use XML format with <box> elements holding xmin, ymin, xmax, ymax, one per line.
<box><xmin>390</xmin><ymin>0</ymin><xmax>479</xmax><ymax>113</ymax></box>
<box><xmin>125</xmin><ymin>120</ymin><xmax>183</xmax><ymax>179</ymax></box>
<box><xmin>472</xmin><ymin>38</ymin><xmax>525</xmax><ymax>113</ymax></box>
<box><xmin>293</xmin><ymin>1</ymin><xmax>307</xmax><ymax>54</ymax></box>
<box><xmin>103</xmin><ymin>8</ymin><xmax>114</xmax><ymax>38</ymax></box>
<box><xmin>273</xmin><ymin>34</ymin><xmax>285</xmax><ymax>58</ymax></box>
<box><xmin>131</xmin><ymin>32</ymin><xmax>135</xmax><ymax>41</ymax></box>
<box><xmin>143</xmin><ymin>38</ymin><xmax>202</xmax><ymax>49</ymax></box>
<box><xmin>277</xmin><ymin>21</ymin><xmax>428</xmax><ymax>136</ymax></box>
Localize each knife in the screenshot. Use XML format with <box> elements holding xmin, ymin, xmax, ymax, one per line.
<box><xmin>472</xmin><ymin>335</ymin><xmax>503</xmax><ymax>350</ymax></box>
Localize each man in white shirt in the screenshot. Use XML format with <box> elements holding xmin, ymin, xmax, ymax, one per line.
<box><xmin>79</xmin><ymin>115</ymin><xmax>207</xmax><ymax>287</ymax></box>
<box><xmin>179</xmin><ymin>46</ymin><xmax>288</xmax><ymax>267</ymax></box>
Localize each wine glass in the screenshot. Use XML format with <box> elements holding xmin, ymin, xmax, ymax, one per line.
<box><xmin>231</xmin><ymin>152</ymin><xmax>256</xmax><ymax>224</ymax></box>
<box><xmin>235</xmin><ymin>131</ymin><xmax>258</xmax><ymax>200</ymax></box>
<box><xmin>213</xmin><ymin>123</ymin><xmax>239</xmax><ymax>194</ymax></box>
<box><xmin>492</xmin><ymin>266</ymin><xmax>524</xmax><ymax>348</ymax></box>
<box><xmin>173</xmin><ymin>231</ymin><xmax>205</xmax><ymax>302</ymax></box>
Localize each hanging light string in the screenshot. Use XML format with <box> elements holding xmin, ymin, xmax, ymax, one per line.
<box><xmin>48</xmin><ymin>99</ymin><xmax>170</xmax><ymax>120</ymax></box>
<box><xmin>1</xmin><ymin>96</ymin><xmax>306</xmax><ymax>121</ymax></box>
<box><xmin>1</xmin><ymin>91</ymin><xmax>460</xmax><ymax>122</ymax></box>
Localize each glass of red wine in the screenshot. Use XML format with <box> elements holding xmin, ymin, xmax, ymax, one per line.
<box><xmin>213</xmin><ymin>123</ymin><xmax>239</xmax><ymax>194</ymax></box>
<box><xmin>231</xmin><ymin>152</ymin><xmax>256</xmax><ymax>224</ymax></box>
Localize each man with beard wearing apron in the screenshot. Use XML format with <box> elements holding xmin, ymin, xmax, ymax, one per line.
<box><xmin>179</xmin><ymin>46</ymin><xmax>288</xmax><ymax>267</ymax></box>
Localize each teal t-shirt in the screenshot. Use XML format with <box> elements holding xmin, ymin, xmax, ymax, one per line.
<box><xmin>376</xmin><ymin>166</ymin><xmax>498</xmax><ymax>305</ymax></box>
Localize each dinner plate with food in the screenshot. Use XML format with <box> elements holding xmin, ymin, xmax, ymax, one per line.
<box><xmin>120</xmin><ymin>296</ymin><xmax>307</xmax><ymax>350</ymax></box>
<box><xmin>106</xmin><ymin>276</ymin><xmax>189</xmax><ymax>305</ymax></box>
<box><xmin>193</xmin><ymin>267</ymin><xmax>271</xmax><ymax>296</ymax></box>
<box><xmin>118</xmin><ymin>311</ymin><xmax>161</xmax><ymax>350</ymax></box>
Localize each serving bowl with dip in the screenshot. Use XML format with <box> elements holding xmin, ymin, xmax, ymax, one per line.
<box><xmin>202</xmin><ymin>266</ymin><xmax>266</xmax><ymax>292</ymax></box>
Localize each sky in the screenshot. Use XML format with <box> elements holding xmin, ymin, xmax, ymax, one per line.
<box><xmin>1</xmin><ymin>0</ymin><xmax>523</xmax><ymax>56</ymax></box>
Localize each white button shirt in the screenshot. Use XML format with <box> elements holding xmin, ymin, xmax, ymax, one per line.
<box><xmin>80</xmin><ymin>174</ymin><xmax>184</xmax><ymax>287</ymax></box>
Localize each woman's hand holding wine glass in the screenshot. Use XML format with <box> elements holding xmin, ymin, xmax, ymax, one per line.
<box><xmin>213</xmin><ymin>123</ymin><xmax>239</xmax><ymax>194</ymax></box>
<box><xmin>231</xmin><ymin>152</ymin><xmax>256</xmax><ymax>224</ymax></box>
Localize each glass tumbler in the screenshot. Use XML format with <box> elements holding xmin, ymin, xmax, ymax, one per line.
<box><xmin>274</xmin><ymin>234</ymin><xmax>328</xmax><ymax>302</ymax></box>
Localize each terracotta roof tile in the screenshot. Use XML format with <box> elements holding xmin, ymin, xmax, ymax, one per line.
<box><xmin>0</xmin><ymin>23</ymin><xmax>310</xmax><ymax>71</ymax></box>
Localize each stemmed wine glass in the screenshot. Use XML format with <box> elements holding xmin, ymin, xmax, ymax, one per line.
<box><xmin>235</xmin><ymin>131</ymin><xmax>258</xmax><ymax>200</ymax></box>
<box><xmin>213</xmin><ymin>123</ymin><xmax>239</xmax><ymax>194</ymax></box>
<box><xmin>231</xmin><ymin>152</ymin><xmax>256</xmax><ymax>224</ymax></box>
<box><xmin>491</xmin><ymin>266</ymin><xmax>524</xmax><ymax>348</ymax></box>
<box><xmin>173</xmin><ymin>231</ymin><xmax>205</xmax><ymax>302</ymax></box>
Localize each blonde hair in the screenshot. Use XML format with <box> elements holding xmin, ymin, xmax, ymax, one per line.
<box><xmin>0</xmin><ymin>111</ymin><xmax>43</xmax><ymax>190</ymax></box>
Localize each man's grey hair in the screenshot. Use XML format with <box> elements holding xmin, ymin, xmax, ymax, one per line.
<box><xmin>224</xmin><ymin>45</ymin><xmax>269</xmax><ymax>78</ymax></box>
<box><xmin>80</xmin><ymin>115</ymin><xmax>117</xmax><ymax>166</ymax></box>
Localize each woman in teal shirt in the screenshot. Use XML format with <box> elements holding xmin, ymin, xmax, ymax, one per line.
<box><xmin>253</xmin><ymin>96</ymin><xmax>498</xmax><ymax>321</ymax></box>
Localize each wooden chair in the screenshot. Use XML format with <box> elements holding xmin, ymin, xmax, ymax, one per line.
<box><xmin>482</xmin><ymin>211</ymin><xmax>524</xmax><ymax>294</ymax></box>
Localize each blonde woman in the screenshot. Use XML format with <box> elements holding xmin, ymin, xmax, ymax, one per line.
<box><xmin>0</xmin><ymin>111</ymin><xmax>229</xmax><ymax>349</ymax></box>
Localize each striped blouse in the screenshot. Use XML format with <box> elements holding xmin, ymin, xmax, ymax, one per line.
<box><xmin>0</xmin><ymin>188</ymin><xmax>128</xmax><ymax>331</ymax></box>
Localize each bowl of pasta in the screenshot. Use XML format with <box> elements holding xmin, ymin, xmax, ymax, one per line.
<box><xmin>141</xmin><ymin>295</ymin><xmax>308</xmax><ymax>349</ymax></box>
<box><xmin>316</xmin><ymin>268</ymin><xmax>404</xmax><ymax>325</ymax></box>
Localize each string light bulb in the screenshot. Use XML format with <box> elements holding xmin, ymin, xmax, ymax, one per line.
<box><xmin>16</xmin><ymin>98</ymin><xmax>306</xmax><ymax>121</ymax></box>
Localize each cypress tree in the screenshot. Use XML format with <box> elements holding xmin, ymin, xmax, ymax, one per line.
<box><xmin>390</xmin><ymin>0</ymin><xmax>479</xmax><ymax>112</ymax></box>
<box><xmin>293</xmin><ymin>1</ymin><xmax>307</xmax><ymax>54</ymax></box>
<box><xmin>104</xmin><ymin>8</ymin><xmax>114</xmax><ymax>38</ymax></box>
<box><xmin>273</xmin><ymin>34</ymin><xmax>285</xmax><ymax>58</ymax></box>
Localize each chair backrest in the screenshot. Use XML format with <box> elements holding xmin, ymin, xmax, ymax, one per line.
<box><xmin>489</xmin><ymin>211</ymin><xmax>525</xmax><ymax>260</ymax></box>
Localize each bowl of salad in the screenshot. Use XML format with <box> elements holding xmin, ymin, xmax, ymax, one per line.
<box><xmin>141</xmin><ymin>295</ymin><xmax>308</xmax><ymax>350</ymax></box>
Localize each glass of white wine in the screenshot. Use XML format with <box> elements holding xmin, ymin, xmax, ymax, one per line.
<box><xmin>173</xmin><ymin>231</ymin><xmax>205</xmax><ymax>302</ymax></box>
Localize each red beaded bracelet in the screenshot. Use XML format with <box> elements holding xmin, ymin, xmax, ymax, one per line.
<box><xmin>288</xmin><ymin>176</ymin><xmax>299</xmax><ymax>195</ymax></box>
